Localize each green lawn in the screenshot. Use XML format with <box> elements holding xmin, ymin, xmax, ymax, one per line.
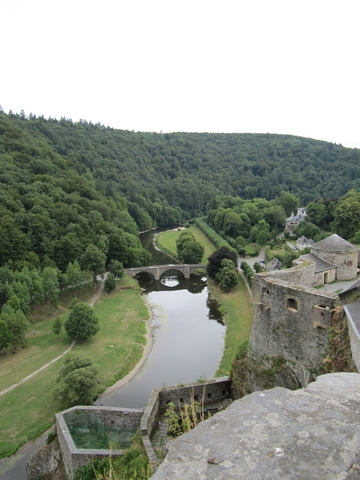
<box><xmin>211</xmin><ymin>275</ymin><xmax>254</xmax><ymax>376</ymax></box>
<box><xmin>0</xmin><ymin>277</ymin><xmax>150</xmax><ymax>459</ymax></box>
<box><xmin>156</xmin><ymin>225</ymin><xmax>216</xmax><ymax>263</ymax></box>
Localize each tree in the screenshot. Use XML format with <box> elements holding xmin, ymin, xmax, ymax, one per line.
<box><xmin>104</xmin><ymin>273</ymin><xmax>116</xmax><ymax>293</ymax></box>
<box><xmin>66</xmin><ymin>260</ymin><xmax>84</xmax><ymax>296</ymax></box>
<box><xmin>41</xmin><ymin>266</ymin><xmax>59</xmax><ymax>306</ymax></box>
<box><xmin>0</xmin><ymin>319</ymin><xmax>13</xmax><ymax>352</ymax></box>
<box><xmin>176</xmin><ymin>231</ymin><xmax>205</xmax><ymax>263</ymax></box>
<box><xmin>109</xmin><ymin>259</ymin><xmax>124</xmax><ymax>279</ymax></box>
<box><xmin>216</xmin><ymin>258</ymin><xmax>238</xmax><ymax>291</ymax></box>
<box><xmin>255</xmin><ymin>219</ymin><xmax>271</xmax><ymax>245</ymax></box>
<box><xmin>0</xmin><ymin>304</ymin><xmax>29</xmax><ymax>349</ymax></box>
<box><xmin>207</xmin><ymin>246</ymin><xmax>237</xmax><ymax>280</ymax></box>
<box><xmin>81</xmin><ymin>244</ymin><xmax>106</xmax><ymax>284</ymax></box>
<box><xmin>52</xmin><ymin>316</ymin><xmax>62</xmax><ymax>339</ymax></box>
<box><xmin>64</xmin><ymin>302</ymin><xmax>99</xmax><ymax>340</ymax></box>
<box><xmin>275</xmin><ymin>192</ymin><xmax>299</xmax><ymax>217</ymax></box>
<box><xmin>178</xmin><ymin>241</ymin><xmax>205</xmax><ymax>263</ymax></box>
<box><xmin>223</xmin><ymin>211</ymin><xmax>243</xmax><ymax>239</ymax></box>
<box><xmin>53</xmin><ymin>356</ymin><xmax>100</xmax><ymax>406</ymax></box>
<box><xmin>333</xmin><ymin>195</ymin><xmax>360</xmax><ymax>239</ymax></box>
<box><xmin>176</xmin><ymin>231</ymin><xmax>195</xmax><ymax>253</ymax></box>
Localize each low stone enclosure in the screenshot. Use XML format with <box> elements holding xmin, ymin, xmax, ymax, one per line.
<box><xmin>56</xmin><ymin>378</ymin><xmax>231</xmax><ymax>479</ymax></box>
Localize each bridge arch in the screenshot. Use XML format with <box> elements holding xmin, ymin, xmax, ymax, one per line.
<box><xmin>125</xmin><ymin>264</ymin><xmax>206</xmax><ymax>281</ymax></box>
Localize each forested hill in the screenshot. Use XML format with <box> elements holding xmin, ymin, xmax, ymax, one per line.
<box><xmin>1</xmin><ymin>111</ymin><xmax>360</xmax><ymax>236</ymax></box>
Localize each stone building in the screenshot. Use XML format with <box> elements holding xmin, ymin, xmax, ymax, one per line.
<box><xmin>249</xmin><ymin>233</ymin><xmax>359</xmax><ymax>386</ymax></box>
<box><xmin>311</xmin><ymin>234</ymin><xmax>359</xmax><ymax>280</ymax></box>
<box><xmin>296</xmin><ymin>253</ymin><xmax>337</xmax><ymax>286</ymax></box>
<box><xmin>248</xmin><ymin>264</ymin><xmax>338</xmax><ymax>386</ymax></box>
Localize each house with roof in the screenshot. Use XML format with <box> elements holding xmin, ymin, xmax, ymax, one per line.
<box><xmin>296</xmin><ymin>236</ymin><xmax>315</xmax><ymax>251</ymax></box>
<box><xmin>296</xmin><ymin>234</ymin><xmax>359</xmax><ymax>286</ymax></box>
<box><xmin>285</xmin><ymin>208</ymin><xmax>307</xmax><ymax>233</ymax></box>
<box><xmin>267</xmin><ymin>257</ymin><xmax>282</xmax><ymax>272</ymax></box>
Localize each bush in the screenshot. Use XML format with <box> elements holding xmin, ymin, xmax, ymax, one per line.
<box><xmin>104</xmin><ymin>273</ymin><xmax>116</xmax><ymax>293</ymax></box>
<box><xmin>65</xmin><ymin>302</ymin><xmax>99</xmax><ymax>340</ymax></box>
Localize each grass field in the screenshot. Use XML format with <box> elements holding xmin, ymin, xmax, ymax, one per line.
<box><xmin>0</xmin><ymin>277</ymin><xmax>149</xmax><ymax>459</ymax></box>
<box><xmin>156</xmin><ymin>225</ymin><xmax>216</xmax><ymax>263</ymax></box>
<box><xmin>211</xmin><ymin>275</ymin><xmax>254</xmax><ymax>376</ymax></box>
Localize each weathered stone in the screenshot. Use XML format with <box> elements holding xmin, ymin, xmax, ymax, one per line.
<box><xmin>26</xmin><ymin>440</ymin><xmax>61</xmax><ymax>480</ymax></box>
<box><xmin>152</xmin><ymin>373</ymin><xmax>360</xmax><ymax>479</ymax></box>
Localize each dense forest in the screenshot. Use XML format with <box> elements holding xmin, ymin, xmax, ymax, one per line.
<box><xmin>2</xmin><ymin>109</ymin><xmax>360</xmax><ymax>270</ymax></box>
<box><xmin>2</xmin><ymin>110</ymin><xmax>360</xmax><ymax>229</ymax></box>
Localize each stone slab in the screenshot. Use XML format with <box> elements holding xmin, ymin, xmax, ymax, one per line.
<box><xmin>152</xmin><ymin>373</ymin><xmax>360</xmax><ymax>479</ymax></box>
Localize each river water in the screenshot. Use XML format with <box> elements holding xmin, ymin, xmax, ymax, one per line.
<box><xmin>0</xmin><ymin>228</ymin><xmax>225</xmax><ymax>479</ymax></box>
<box><xmin>97</xmin><ymin>272</ymin><xmax>225</xmax><ymax>409</ymax></box>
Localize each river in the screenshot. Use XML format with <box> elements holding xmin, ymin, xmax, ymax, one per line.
<box><xmin>96</xmin><ymin>272</ymin><xmax>225</xmax><ymax>409</ymax></box>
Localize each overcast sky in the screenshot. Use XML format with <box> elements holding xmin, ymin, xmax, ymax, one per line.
<box><xmin>1</xmin><ymin>0</ymin><xmax>359</xmax><ymax>148</ymax></box>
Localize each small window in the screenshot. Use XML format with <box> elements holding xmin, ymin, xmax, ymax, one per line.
<box><xmin>287</xmin><ymin>298</ymin><xmax>298</xmax><ymax>311</ymax></box>
<box><xmin>207</xmin><ymin>392</ymin><xmax>212</xmax><ymax>399</ymax></box>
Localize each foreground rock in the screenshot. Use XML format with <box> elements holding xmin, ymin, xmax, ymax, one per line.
<box><xmin>26</xmin><ymin>439</ymin><xmax>64</xmax><ymax>480</ymax></box>
<box><xmin>152</xmin><ymin>373</ymin><xmax>360</xmax><ymax>479</ymax></box>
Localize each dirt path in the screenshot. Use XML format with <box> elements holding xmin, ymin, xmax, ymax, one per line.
<box><xmin>0</xmin><ymin>278</ymin><xmax>106</xmax><ymax>398</ymax></box>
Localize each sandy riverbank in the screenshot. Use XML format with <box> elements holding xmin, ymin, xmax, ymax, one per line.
<box><xmin>97</xmin><ymin>297</ymin><xmax>155</xmax><ymax>398</ymax></box>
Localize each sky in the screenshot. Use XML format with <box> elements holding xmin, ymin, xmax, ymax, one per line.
<box><xmin>1</xmin><ymin>0</ymin><xmax>359</xmax><ymax>148</ymax></box>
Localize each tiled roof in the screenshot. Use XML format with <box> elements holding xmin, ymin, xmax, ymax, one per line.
<box><xmin>299</xmin><ymin>253</ymin><xmax>336</xmax><ymax>273</ymax></box>
<box><xmin>312</xmin><ymin>234</ymin><xmax>359</xmax><ymax>253</ymax></box>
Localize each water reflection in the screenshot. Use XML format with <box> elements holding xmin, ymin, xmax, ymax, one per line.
<box><xmin>97</xmin><ymin>273</ymin><xmax>225</xmax><ymax>409</ymax></box>
<box><xmin>160</xmin><ymin>275</ymin><xmax>181</xmax><ymax>287</ymax></box>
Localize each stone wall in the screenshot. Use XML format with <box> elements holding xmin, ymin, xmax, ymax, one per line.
<box><xmin>344</xmin><ymin>306</ymin><xmax>360</xmax><ymax>372</ymax></box>
<box><xmin>141</xmin><ymin>378</ymin><xmax>231</xmax><ymax>440</ymax></box>
<box><xmin>266</xmin><ymin>261</ymin><xmax>315</xmax><ymax>287</ymax></box>
<box><xmin>158</xmin><ymin>379</ymin><xmax>231</xmax><ymax>413</ymax></box>
<box><xmin>56</xmin><ymin>406</ymin><xmax>143</xmax><ymax>479</ymax></box>
<box><xmin>249</xmin><ymin>273</ymin><xmax>338</xmax><ymax>385</ymax></box>
<box><xmin>312</xmin><ymin>248</ymin><xmax>358</xmax><ymax>280</ymax></box>
<box><xmin>313</xmin><ymin>267</ymin><xmax>336</xmax><ymax>286</ymax></box>
<box><xmin>151</xmin><ymin>373</ymin><xmax>360</xmax><ymax>479</ymax></box>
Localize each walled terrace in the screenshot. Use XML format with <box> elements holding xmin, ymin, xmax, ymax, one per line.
<box><xmin>56</xmin><ymin>377</ymin><xmax>231</xmax><ymax>479</ymax></box>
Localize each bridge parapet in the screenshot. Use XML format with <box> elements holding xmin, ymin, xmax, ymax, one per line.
<box><xmin>125</xmin><ymin>264</ymin><xmax>206</xmax><ymax>281</ymax></box>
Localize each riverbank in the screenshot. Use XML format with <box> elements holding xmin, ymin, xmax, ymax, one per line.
<box><xmin>97</xmin><ymin>296</ymin><xmax>154</xmax><ymax>398</ymax></box>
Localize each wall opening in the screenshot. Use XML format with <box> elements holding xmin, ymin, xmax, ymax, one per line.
<box><xmin>287</xmin><ymin>298</ymin><xmax>298</xmax><ymax>311</ymax></box>
<box><xmin>324</xmin><ymin>272</ymin><xmax>328</xmax><ymax>284</ymax></box>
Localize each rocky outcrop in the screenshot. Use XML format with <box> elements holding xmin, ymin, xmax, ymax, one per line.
<box><xmin>152</xmin><ymin>373</ymin><xmax>360</xmax><ymax>479</ymax></box>
<box><xmin>26</xmin><ymin>440</ymin><xmax>63</xmax><ymax>480</ymax></box>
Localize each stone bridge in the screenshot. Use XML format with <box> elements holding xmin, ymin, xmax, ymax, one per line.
<box><xmin>125</xmin><ymin>264</ymin><xmax>206</xmax><ymax>280</ymax></box>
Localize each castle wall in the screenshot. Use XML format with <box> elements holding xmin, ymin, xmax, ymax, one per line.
<box><xmin>56</xmin><ymin>406</ymin><xmax>142</xmax><ymax>479</ymax></box>
<box><xmin>312</xmin><ymin>249</ymin><xmax>358</xmax><ymax>280</ymax></box>
<box><xmin>249</xmin><ymin>273</ymin><xmax>337</xmax><ymax>385</ymax></box>
<box><xmin>313</xmin><ymin>268</ymin><xmax>336</xmax><ymax>286</ymax></box>
<box><xmin>263</xmin><ymin>262</ymin><xmax>316</xmax><ymax>287</ymax></box>
<box><xmin>344</xmin><ymin>305</ymin><xmax>360</xmax><ymax>373</ymax></box>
